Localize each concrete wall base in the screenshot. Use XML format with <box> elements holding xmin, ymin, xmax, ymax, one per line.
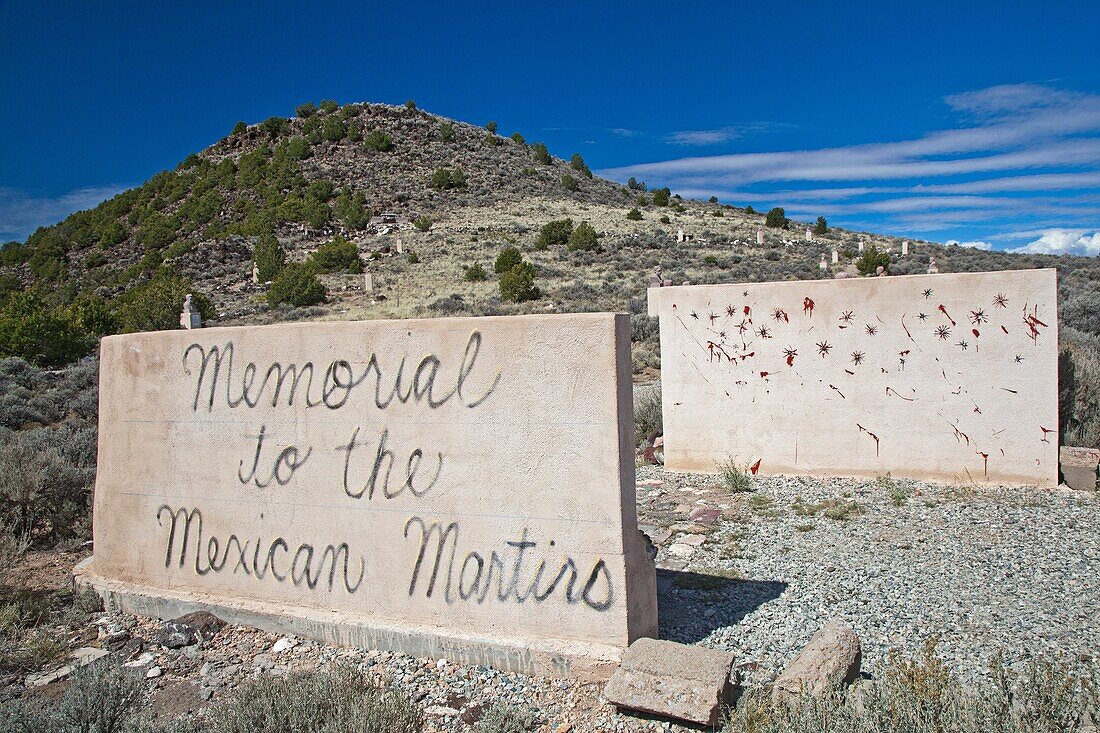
<box><xmin>74</xmin><ymin>557</ymin><xmax>622</xmax><ymax>681</ymax></box>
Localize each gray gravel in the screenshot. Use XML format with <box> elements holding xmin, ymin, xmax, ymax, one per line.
<box><xmin>640</xmin><ymin>465</ymin><xmax>1100</xmax><ymax>684</ymax></box>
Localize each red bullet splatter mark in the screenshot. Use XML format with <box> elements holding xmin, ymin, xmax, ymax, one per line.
<box><xmin>844</xmin><ymin>369</ymin><xmax>855</xmax><ymax>375</ymax></box>
<box><xmin>978</xmin><ymin>451</ymin><xmax>989</xmax><ymax>477</ymax></box>
<box><xmin>949</xmin><ymin>423</ymin><xmax>971</xmax><ymax>447</ymax></box>
<box><xmin>783</xmin><ymin>347</ymin><xmax>797</xmax><ymax>367</ymax></box>
<box><xmin>973</xmin><ymin>404</ymin><xmax>982</xmax><ymax>414</ymax></box>
<box><xmin>856</xmin><ymin>423</ymin><xmax>880</xmax><ymax>455</ymax></box>
<box><xmin>750</xmin><ymin>458</ymin><xmax>761</xmax><ymax>475</ymax></box>
<box><xmin>885</xmin><ymin>387</ymin><xmax>915</xmax><ymax>401</ymax></box>
<box><xmin>1023</xmin><ymin>305</ymin><xmax>1048</xmax><ymax>345</ymax></box>
<box><xmin>803</xmin><ymin>297</ymin><xmax>815</xmax><ymax>316</ymax></box>
<box><xmin>898</xmin><ymin>350</ymin><xmax>910</xmax><ymax>357</ymax></box>
<box><xmin>829</xmin><ymin>384</ymin><xmax>846</xmax><ymax>399</ymax></box>
<box><xmin>972</xmin><ymin>329</ymin><xmax>980</xmax><ymax>338</ymax></box>
<box><xmin>1040</xmin><ymin>426</ymin><xmax>1056</xmax><ymax>443</ymax></box>
<box><xmin>1001</xmin><ymin>387</ymin><xmax>1018</xmax><ymax>394</ymax></box>
<box><xmin>937</xmin><ymin>304</ymin><xmax>956</xmax><ymax>326</ymax></box>
<box><xmin>759</xmin><ymin>371</ymin><xmax>769</xmax><ymax>378</ymax></box>
<box><xmin>1001</xmin><ymin>325</ymin><xmax>1009</xmax><ymax>335</ymax></box>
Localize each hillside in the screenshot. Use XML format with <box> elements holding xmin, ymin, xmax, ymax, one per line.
<box><xmin>2</xmin><ymin>99</ymin><xmax>1100</xmax><ymax>371</ymax></box>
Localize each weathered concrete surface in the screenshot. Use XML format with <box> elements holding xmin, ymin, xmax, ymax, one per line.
<box><xmin>653</xmin><ymin>270</ymin><xmax>1059</xmax><ymax>486</ymax></box>
<box><xmin>773</xmin><ymin>621</ymin><xmax>861</xmax><ymax>700</ymax></box>
<box><xmin>80</xmin><ymin>313</ymin><xmax>657</xmax><ymax>678</ymax></box>
<box><xmin>603</xmin><ymin>638</ymin><xmax>736</xmax><ymax>725</ymax></box>
<box><xmin>1060</xmin><ymin>446</ymin><xmax>1099</xmax><ymax>491</ymax></box>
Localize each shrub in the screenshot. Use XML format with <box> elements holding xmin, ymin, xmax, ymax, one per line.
<box><xmin>498</xmin><ymin>262</ymin><xmax>539</xmax><ymax>303</ymax></box>
<box><xmin>486</xmin><ymin>120</ymin><xmax>498</xmax><ymax>134</ymax></box>
<box><xmin>231</xmin><ymin>121</ymin><xmax>247</xmax><ymax>135</ymax></box>
<box><xmin>413</xmin><ymin>215</ymin><xmax>432</xmax><ymax>232</ymax></box>
<box><xmin>114</xmin><ymin>270</ymin><xmax>213</xmax><ymax>333</ymax></box>
<box><xmin>567</xmin><ymin>221</ymin><xmax>598</xmax><ymax>252</ymax></box>
<box><xmin>532</xmin><ymin>141</ymin><xmax>551</xmax><ymax>164</ymax></box>
<box><xmin>626</xmin><ymin>207</ymin><xmax>643</xmax><ymax>221</ymax></box>
<box><xmin>267</xmin><ymin>263</ymin><xmax>325</xmax><ymax>307</ymax></box>
<box><xmin>308</xmin><ymin>236</ymin><xmax>362</xmax><ymax>273</ymax></box>
<box><xmin>0</xmin><ymin>293</ymin><xmax>93</xmax><ymax>367</ymax></box>
<box><xmin>321</xmin><ymin>116</ymin><xmax>346</xmax><ymax>142</ymax></box>
<box><xmin>464</xmin><ymin>263</ymin><xmax>488</xmax><ymax>282</ymax></box>
<box><xmin>634</xmin><ymin>389</ymin><xmax>662</xmax><ymax>447</ymax></box>
<box><xmin>704</xmin><ymin>254</ymin><xmax>719</xmax><ymax>266</ymax></box>
<box><xmin>295</xmin><ymin>102</ymin><xmax>317</xmax><ymax>118</ymax></box>
<box><xmin>431</xmin><ymin>167</ymin><xmax>467</xmax><ymax>190</ymax></box>
<box><xmin>570</xmin><ymin>153</ymin><xmax>593</xmax><ymax>178</ymax></box>
<box><xmin>718</xmin><ymin>457</ymin><xmax>752</xmax><ymax>492</ymax></box>
<box><xmin>253</xmin><ymin>233</ymin><xmax>285</xmax><ymax>281</ymax></box>
<box><xmin>407</xmin><ymin>252</ymin><xmax>420</xmax><ymax>264</ymax></box>
<box><xmin>627</xmin><ymin>177</ymin><xmax>646</xmax><ymax>191</ymax></box>
<box><xmin>477</xmin><ymin>702</ymin><xmax>539</xmax><ymax>733</ymax></box>
<box><xmin>709</xmin><ymin>195</ymin><xmax>718</xmax><ymax>203</ymax></box>
<box><xmin>1059</xmin><ymin>327</ymin><xmax>1100</xmax><ymax>448</ymax></box>
<box><xmin>494</xmin><ymin>246</ymin><xmax>523</xmax><ymax>274</ymax></box>
<box><xmin>766</xmin><ymin>206</ymin><xmax>789</xmax><ymax>229</ymax></box>
<box><xmin>319</xmin><ymin>99</ymin><xmax>338</xmax><ymax>113</ymax></box>
<box><xmin>259</xmin><ymin>116</ymin><xmax>290</xmax><ymax>139</ymax></box>
<box><xmin>660</xmin><ymin>215</ymin><xmax>670</xmax><ymax>224</ymax></box>
<box><xmin>363</xmin><ymin>130</ymin><xmax>394</xmax><ymax>152</ymax></box>
<box><xmin>405</xmin><ymin>99</ymin><xmax>417</xmax><ymax>110</ymax></box>
<box><xmin>0</xmin><ymin>660</ymin><xmax>146</xmax><ymax>733</ymax></box>
<box><xmin>439</xmin><ymin>121</ymin><xmax>456</xmax><ymax>143</ymax></box>
<box><xmin>651</xmin><ymin>187</ymin><xmax>671</xmax><ymax>206</ymax></box>
<box><xmin>511</xmin><ymin>132</ymin><xmax>526</xmax><ymax>145</ymax></box>
<box><xmin>537</xmin><ymin>219</ymin><xmax>573</xmax><ymax>249</ymax></box>
<box><xmin>560</xmin><ymin>173</ymin><xmax>579</xmax><ymax>192</ymax></box>
<box><xmin>856</xmin><ymin>244</ymin><xmax>891</xmax><ymax>276</ymax></box>
<box><xmin>814</xmin><ymin>216</ymin><xmax>828</xmax><ymax>235</ymax></box>
<box><xmin>745</xmin><ymin>205</ymin><xmax>756</xmax><ymax>215</ymax></box>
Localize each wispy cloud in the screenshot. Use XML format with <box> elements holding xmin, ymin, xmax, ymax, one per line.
<box><xmin>598</xmin><ymin>83</ymin><xmax>1100</xmax><ymax>249</ymax></box>
<box><xmin>0</xmin><ymin>185</ymin><xmax>125</xmax><ymax>242</ymax></box>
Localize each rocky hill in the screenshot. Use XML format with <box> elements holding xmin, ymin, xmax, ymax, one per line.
<box><xmin>2</xmin><ymin>99</ymin><xmax>1100</xmax><ymax>374</ymax></box>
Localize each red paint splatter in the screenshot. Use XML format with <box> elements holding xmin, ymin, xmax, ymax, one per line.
<box><xmin>937</xmin><ymin>304</ymin><xmax>956</xmax><ymax>326</ymax></box>
<box><xmin>759</xmin><ymin>371</ymin><xmax>769</xmax><ymax>379</ymax></box>
<box><xmin>750</xmin><ymin>458</ymin><xmax>761</xmax><ymax>475</ymax></box>
<box><xmin>898</xmin><ymin>350</ymin><xmax>910</xmax><ymax>357</ymax></box>
<box><xmin>1001</xmin><ymin>325</ymin><xmax>1009</xmax><ymax>334</ymax></box>
<box><xmin>978</xmin><ymin>451</ymin><xmax>989</xmax><ymax>477</ymax></box>
<box><xmin>1040</xmin><ymin>426</ymin><xmax>1056</xmax><ymax>443</ymax></box>
<box><xmin>743</xmin><ymin>305</ymin><xmax>752</xmax><ymax>323</ymax></box>
<box><xmin>844</xmin><ymin>369</ymin><xmax>855</xmax><ymax>375</ymax></box>
<box><xmin>972</xmin><ymin>329</ymin><xmax>980</xmax><ymax>338</ymax></box>
<box><xmin>1001</xmin><ymin>387</ymin><xmax>1018</xmax><ymax>394</ymax></box>
<box><xmin>885</xmin><ymin>387</ymin><xmax>915</xmax><ymax>401</ymax></box>
<box><xmin>949</xmin><ymin>423</ymin><xmax>971</xmax><ymax>446</ymax></box>
<box><xmin>803</xmin><ymin>297</ymin><xmax>815</xmax><ymax>316</ymax></box>
<box><xmin>856</xmin><ymin>423</ymin><xmax>880</xmax><ymax>455</ymax></box>
<box><xmin>1023</xmin><ymin>305</ymin><xmax>1048</xmax><ymax>345</ymax></box>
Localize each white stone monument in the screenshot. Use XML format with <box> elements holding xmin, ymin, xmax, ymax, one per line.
<box><xmin>831</xmin><ymin>249</ymin><xmax>839</xmax><ymax>265</ymax></box>
<box><xmin>676</xmin><ymin>229</ymin><xmax>685</xmax><ymax>243</ymax></box>
<box><xmin>806</xmin><ymin>228</ymin><xmax>813</xmax><ymax>242</ymax></box>
<box><xmin>858</xmin><ymin>240</ymin><xmax>864</xmax><ymax>253</ymax></box>
<box><xmin>252</xmin><ymin>262</ymin><xmax>260</xmax><ymax>284</ymax></box>
<box><xmin>819</xmin><ymin>254</ymin><xmax>828</xmax><ymax>272</ymax></box>
<box><xmin>396</xmin><ymin>238</ymin><xmax>404</xmax><ymax>255</ymax></box>
<box><xmin>179</xmin><ymin>294</ymin><xmax>201</xmax><ymax>330</ymax></box>
<box><xmin>902</xmin><ymin>240</ymin><xmax>910</xmax><ymax>257</ymax></box>
<box><xmin>364</xmin><ymin>272</ymin><xmax>374</xmax><ymax>294</ymax></box>
<box><xmin>928</xmin><ymin>257</ymin><xmax>939</xmax><ymax>274</ymax></box>
<box><xmin>756</xmin><ymin>229</ymin><xmax>764</xmax><ymax>245</ymax></box>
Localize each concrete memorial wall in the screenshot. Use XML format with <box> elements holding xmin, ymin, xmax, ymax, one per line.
<box><xmin>79</xmin><ymin>313</ymin><xmax>657</xmax><ymax>678</ymax></box>
<box><xmin>652</xmin><ymin>270</ymin><xmax>1058</xmax><ymax>486</ymax></box>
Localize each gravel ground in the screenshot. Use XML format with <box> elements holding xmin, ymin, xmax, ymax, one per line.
<box><xmin>640</xmin><ymin>465</ymin><xmax>1100</xmax><ymax>685</ymax></box>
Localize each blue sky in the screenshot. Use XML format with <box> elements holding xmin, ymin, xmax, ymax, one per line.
<box><xmin>1</xmin><ymin>1</ymin><xmax>1099</xmax><ymax>253</ymax></box>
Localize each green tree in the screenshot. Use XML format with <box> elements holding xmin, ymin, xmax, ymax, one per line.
<box><xmin>267</xmin><ymin>263</ymin><xmax>326</xmax><ymax>306</ymax></box>
<box><xmin>494</xmin><ymin>246</ymin><xmax>523</xmax><ymax>274</ymax></box>
<box><xmin>532</xmin><ymin>142</ymin><xmax>551</xmax><ymax>164</ymax></box>
<box><xmin>745</xmin><ymin>205</ymin><xmax>756</xmax><ymax>215</ymax></box>
<box><xmin>856</xmin><ymin>245</ymin><xmax>891</xmax><ymax>276</ymax></box>
<box><xmin>510</xmin><ymin>132</ymin><xmax>526</xmax><ymax>145</ymax></box>
<box><xmin>765</xmin><ymin>207</ymin><xmax>789</xmax><ymax>229</ymax></box>
<box><xmin>253</xmin><ymin>233</ymin><xmax>286</xmax><ymax>281</ymax></box>
<box><xmin>334</xmin><ymin>189</ymin><xmax>369</xmax><ymax>229</ymax></box>
<box><xmin>431</xmin><ymin>167</ymin><xmax>467</xmax><ymax>190</ymax></box>
<box><xmin>537</xmin><ymin>219</ymin><xmax>573</xmax><ymax>249</ymax></box>
<box><xmin>405</xmin><ymin>99</ymin><xmax>417</xmax><ymax>110</ymax></box>
<box><xmin>439</xmin><ymin>122</ymin><xmax>456</xmax><ymax>143</ymax></box>
<box><xmin>113</xmin><ymin>269</ymin><xmax>214</xmax><ymax>333</ymax></box>
<box><xmin>627</xmin><ymin>177</ymin><xmax>646</xmax><ymax>191</ymax></box>
<box><xmin>486</xmin><ymin>120</ymin><xmax>498</xmax><ymax>134</ymax></box>
<box><xmin>560</xmin><ymin>173</ymin><xmax>579</xmax><ymax>192</ymax></box>
<box><xmin>231</xmin><ymin>121</ymin><xmax>247</xmax><ymax>135</ymax></box>
<box><xmin>413</xmin><ymin>216</ymin><xmax>432</xmax><ymax>232</ymax></box>
<box><xmin>321</xmin><ymin>116</ymin><xmax>347</xmax><ymax>142</ymax></box>
<box><xmin>295</xmin><ymin>102</ymin><xmax>317</xmax><ymax>118</ymax></box>
<box><xmin>464</xmin><ymin>263</ymin><xmax>488</xmax><ymax>282</ymax></box>
<box><xmin>626</xmin><ymin>208</ymin><xmax>643</xmax><ymax>221</ymax></box>
<box><xmin>814</xmin><ymin>216</ymin><xmax>828</xmax><ymax>235</ymax></box>
<box><xmin>567</xmin><ymin>221</ymin><xmax>598</xmax><ymax>252</ymax></box>
<box><xmin>320</xmin><ymin>99</ymin><xmax>338</xmax><ymax>113</ymax></box>
<box><xmin>308</xmin><ymin>236</ymin><xmax>362</xmax><ymax>273</ymax></box>
<box><xmin>570</xmin><ymin>153</ymin><xmax>593</xmax><ymax>178</ymax></box>
<box><xmin>0</xmin><ymin>293</ymin><xmax>94</xmax><ymax>367</ymax></box>
<box><xmin>363</xmin><ymin>130</ymin><xmax>394</xmax><ymax>152</ymax></box>
<box><xmin>651</xmin><ymin>187</ymin><xmax>671</xmax><ymax>206</ymax></box>
<box><xmin>498</xmin><ymin>262</ymin><xmax>539</xmax><ymax>303</ymax></box>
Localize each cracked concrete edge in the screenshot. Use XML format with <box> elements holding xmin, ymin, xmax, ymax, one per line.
<box><xmin>73</xmin><ymin>557</ymin><xmax>623</xmax><ymax>681</ymax></box>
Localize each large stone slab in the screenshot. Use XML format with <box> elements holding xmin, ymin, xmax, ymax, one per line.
<box><xmin>78</xmin><ymin>313</ymin><xmax>657</xmax><ymax>679</ymax></box>
<box><xmin>1060</xmin><ymin>446</ymin><xmax>1099</xmax><ymax>491</ymax></box>
<box><xmin>603</xmin><ymin>638</ymin><xmax>736</xmax><ymax>725</ymax></box>
<box><xmin>773</xmin><ymin>621</ymin><xmax>861</xmax><ymax>700</ymax></box>
<box><xmin>652</xmin><ymin>270</ymin><xmax>1059</xmax><ymax>486</ymax></box>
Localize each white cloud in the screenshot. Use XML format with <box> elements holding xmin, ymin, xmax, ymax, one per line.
<box><xmin>0</xmin><ymin>185</ymin><xmax>125</xmax><ymax>242</ymax></box>
<box><xmin>1010</xmin><ymin>229</ymin><xmax>1100</xmax><ymax>255</ymax></box>
<box><xmin>945</xmin><ymin>239</ymin><xmax>994</xmax><ymax>250</ymax></box>
<box><xmin>666</xmin><ymin>127</ymin><xmax>743</xmax><ymax>145</ymax></box>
